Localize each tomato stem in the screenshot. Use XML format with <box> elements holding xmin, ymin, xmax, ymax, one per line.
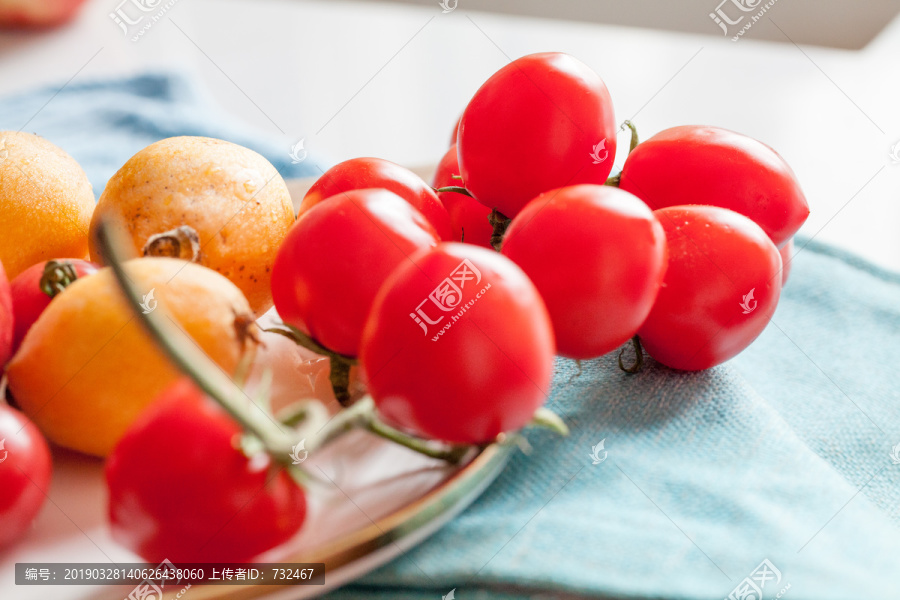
<box><xmin>265</xmin><ymin>324</ymin><xmax>360</xmax><ymax>407</ymax></box>
<box><xmin>617</xmin><ymin>335</ymin><xmax>645</xmax><ymax>374</ymax></box>
<box><xmin>39</xmin><ymin>260</ymin><xmax>80</xmax><ymax>298</ymax></box>
<box><xmin>294</xmin><ymin>395</ymin><xmax>472</xmax><ymax>464</ymax></box>
<box><xmin>329</xmin><ymin>359</ymin><xmax>354</xmax><ymax>406</ymax></box>
<box><xmin>488</xmin><ymin>209</ymin><xmax>511</xmax><ymax>252</ymax></box>
<box><xmin>604</xmin><ymin>122</ymin><xmax>640</xmax><ymax>188</ymax></box>
<box><xmin>366</xmin><ymin>417</ymin><xmax>472</xmax><ymax>464</ymax></box>
<box><xmin>528</xmin><ymin>407</ymin><xmax>570</xmax><ymax>436</ymax></box>
<box><xmin>276</xmin><ymin>398</ymin><xmax>330</xmax><ymax>429</ymax></box>
<box><xmin>622</xmin><ymin>120</ymin><xmax>639</xmax><ymax>154</ymax></box>
<box><xmin>434</xmin><ymin>185</ymin><xmax>474</xmax><ymax>197</ymax></box>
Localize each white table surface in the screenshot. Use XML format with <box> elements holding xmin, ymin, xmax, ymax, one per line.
<box><xmin>1</xmin><ymin>0</ymin><xmax>899</xmax><ymax>273</ymax></box>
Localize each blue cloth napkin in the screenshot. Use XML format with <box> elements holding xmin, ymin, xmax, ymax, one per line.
<box><xmin>3</xmin><ymin>73</ymin><xmax>899</xmax><ymax>600</ymax></box>
<box><xmin>0</xmin><ymin>71</ymin><xmax>321</xmax><ymax>194</ymax></box>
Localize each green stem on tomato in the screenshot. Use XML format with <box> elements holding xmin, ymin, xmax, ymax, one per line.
<box><xmin>488</xmin><ymin>208</ymin><xmax>511</xmax><ymax>252</ymax></box>
<box><xmin>434</xmin><ymin>185</ymin><xmax>474</xmax><ymax>197</ymax></box>
<box><xmin>528</xmin><ymin>407</ymin><xmax>570</xmax><ymax>436</ymax></box>
<box><xmin>39</xmin><ymin>260</ymin><xmax>79</xmax><ymax>298</ymax></box>
<box><xmin>366</xmin><ymin>418</ymin><xmax>472</xmax><ymax>464</ymax></box>
<box><xmin>622</xmin><ymin>120</ymin><xmax>639</xmax><ymax>154</ymax></box>
<box><xmin>605</xmin><ymin>121</ymin><xmax>640</xmax><ymax>188</ymax></box>
<box><xmin>294</xmin><ymin>395</ymin><xmax>471</xmax><ymax>464</ymax></box>
<box><xmin>618</xmin><ymin>335</ymin><xmax>645</xmax><ymax>374</ymax></box>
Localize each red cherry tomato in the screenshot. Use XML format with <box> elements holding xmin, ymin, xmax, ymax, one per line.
<box><xmin>501</xmin><ymin>185</ymin><xmax>667</xmax><ymax>359</ymax></box>
<box><xmin>273</xmin><ymin>188</ymin><xmax>439</xmax><ymax>356</ymax></box>
<box><xmin>432</xmin><ymin>144</ymin><xmax>492</xmax><ymax>248</ymax></box>
<box><xmin>619</xmin><ymin>126</ymin><xmax>809</xmax><ymax>247</ymax></box>
<box><xmin>638</xmin><ymin>205</ymin><xmax>782</xmax><ymax>371</ymax></box>
<box><xmin>458</xmin><ymin>52</ymin><xmax>617</xmax><ymax>218</ymax></box>
<box><xmin>10</xmin><ymin>259</ymin><xmax>99</xmax><ymax>354</ymax></box>
<box><xmin>299</xmin><ymin>157</ymin><xmax>453</xmax><ymax>241</ymax></box>
<box><xmin>360</xmin><ymin>243</ymin><xmax>555</xmax><ymax>444</ymax></box>
<box><xmin>0</xmin><ymin>404</ymin><xmax>52</xmax><ymax>548</ymax></box>
<box><xmin>106</xmin><ymin>379</ymin><xmax>306</xmax><ymax>563</ymax></box>
<box><xmin>0</xmin><ymin>260</ymin><xmax>11</xmax><ymax>368</ymax></box>
<box><xmin>780</xmin><ymin>238</ymin><xmax>793</xmax><ymax>286</ymax></box>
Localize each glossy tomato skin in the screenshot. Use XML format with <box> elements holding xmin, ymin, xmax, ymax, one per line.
<box><xmin>458</xmin><ymin>52</ymin><xmax>617</xmax><ymax>218</ymax></box>
<box><xmin>619</xmin><ymin>126</ymin><xmax>809</xmax><ymax>247</ymax></box>
<box><xmin>360</xmin><ymin>243</ymin><xmax>555</xmax><ymax>444</ymax></box>
<box><xmin>0</xmin><ymin>404</ymin><xmax>52</xmax><ymax>548</ymax></box>
<box><xmin>432</xmin><ymin>144</ymin><xmax>492</xmax><ymax>248</ymax></box>
<box><xmin>272</xmin><ymin>188</ymin><xmax>439</xmax><ymax>356</ymax></box>
<box><xmin>501</xmin><ymin>185</ymin><xmax>667</xmax><ymax>359</ymax></box>
<box><xmin>106</xmin><ymin>379</ymin><xmax>306</xmax><ymax>563</ymax></box>
<box><xmin>0</xmin><ymin>261</ymin><xmax>11</xmax><ymax>367</ymax></box>
<box><xmin>10</xmin><ymin>259</ymin><xmax>99</xmax><ymax>354</ymax></box>
<box><xmin>638</xmin><ymin>206</ymin><xmax>782</xmax><ymax>371</ymax></box>
<box><xmin>299</xmin><ymin>157</ymin><xmax>453</xmax><ymax>241</ymax></box>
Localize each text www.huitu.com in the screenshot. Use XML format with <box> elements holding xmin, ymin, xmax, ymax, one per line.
<box><xmin>430</xmin><ymin>283</ymin><xmax>492</xmax><ymax>342</ymax></box>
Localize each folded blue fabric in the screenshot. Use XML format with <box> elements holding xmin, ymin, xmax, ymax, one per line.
<box><xmin>3</xmin><ymin>73</ymin><xmax>898</xmax><ymax>600</ymax></box>
<box><xmin>0</xmin><ymin>71</ymin><xmax>321</xmax><ymax>194</ymax></box>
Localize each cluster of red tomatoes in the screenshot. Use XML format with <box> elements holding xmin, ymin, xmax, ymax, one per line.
<box><xmin>273</xmin><ymin>51</ymin><xmax>808</xmax><ymax>444</ymax></box>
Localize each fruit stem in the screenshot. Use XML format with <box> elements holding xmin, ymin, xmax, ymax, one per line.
<box><xmin>622</xmin><ymin>120</ymin><xmax>639</xmax><ymax>153</ymax></box>
<box><xmin>264</xmin><ymin>324</ymin><xmax>360</xmax><ymax>407</ymax></box>
<box><xmin>39</xmin><ymin>260</ymin><xmax>79</xmax><ymax>298</ymax></box>
<box><xmin>433</xmin><ymin>185</ymin><xmax>474</xmax><ymax>197</ymax></box>
<box><xmin>528</xmin><ymin>407</ymin><xmax>570</xmax><ymax>436</ymax></box>
<box><xmin>294</xmin><ymin>395</ymin><xmax>471</xmax><ymax>464</ymax></box>
<box><xmin>142</xmin><ymin>225</ymin><xmax>201</xmax><ymax>262</ymax></box>
<box><xmin>366</xmin><ymin>418</ymin><xmax>472</xmax><ymax>464</ymax></box>
<box><xmin>604</xmin><ymin>121</ymin><xmax>639</xmax><ymax>188</ymax></box>
<box><xmin>488</xmin><ymin>209</ymin><xmax>511</xmax><ymax>252</ymax></box>
<box><xmin>618</xmin><ymin>335</ymin><xmax>645</xmax><ymax>374</ymax></box>
<box><xmin>329</xmin><ymin>358</ymin><xmax>354</xmax><ymax>406</ymax></box>
<box><xmin>296</xmin><ymin>396</ymin><xmax>374</xmax><ymax>452</ymax></box>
